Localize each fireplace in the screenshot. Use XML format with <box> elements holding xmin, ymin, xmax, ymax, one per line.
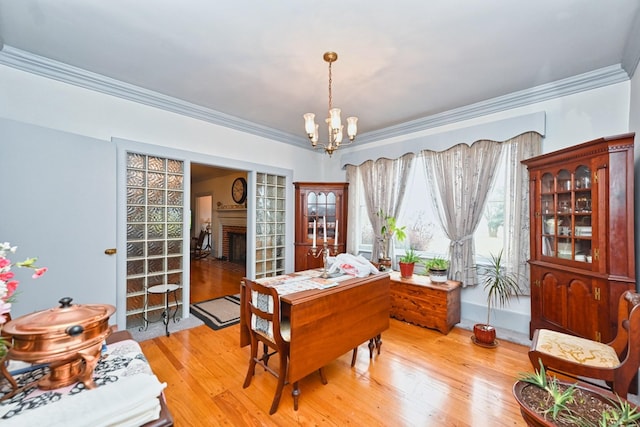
<box><xmin>222</xmin><ymin>225</ymin><xmax>246</xmax><ymax>264</ymax></box>
<box><xmin>228</xmin><ymin>232</ymin><xmax>246</xmax><ymax>264</ymax></box>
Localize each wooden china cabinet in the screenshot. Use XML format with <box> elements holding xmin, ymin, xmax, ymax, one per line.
<box><xmin>522</xmin><ymin>133</ymin><xmax>635</xmax><ymax>342</ymax></box>
<box><xmin>294</xmin><ymin>182</ymin><xmax>348</xmax><ymax>271</ymax></box>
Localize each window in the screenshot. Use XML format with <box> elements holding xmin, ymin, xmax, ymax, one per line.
<box><xmin>356</xmin><ymin>149</ymin><xmax>509</xmax><ymax>262</ymax></box>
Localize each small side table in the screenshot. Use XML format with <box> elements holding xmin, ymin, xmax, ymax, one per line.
<box><xmin>142</xmin><ymin>284</ymin><xmax>181</xmax><ymax>337</ymax></box>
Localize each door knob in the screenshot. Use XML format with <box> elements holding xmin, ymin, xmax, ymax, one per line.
<box><xmin>104</xmin><ymin>248</ymin><xmax>117</xmax><ymax>255</ymax></box>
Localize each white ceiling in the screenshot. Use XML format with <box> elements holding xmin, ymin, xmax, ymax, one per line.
<box><xmin>1</xmin><ymin>1</ymin><xmax>639</xmax><ymax>149</ymax></box>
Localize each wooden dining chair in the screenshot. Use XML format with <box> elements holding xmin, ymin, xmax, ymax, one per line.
<box><xmin>529</xmin><ymin>290</ymin><xmax>640</xmax><ymax>398</ymax></box>
<box><xmin>242</xmin><ymin>278</ymin><xmax>328</xmax><ymax>414</ymax></box>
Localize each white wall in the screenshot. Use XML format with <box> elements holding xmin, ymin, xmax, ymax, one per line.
<box><xmin>0</xmin><ymin>64</ymin><xmax>344</xmax><ymax>182</ymax></box>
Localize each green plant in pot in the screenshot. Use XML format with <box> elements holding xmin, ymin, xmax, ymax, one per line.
<box><xmin>513</xmin><ymin>359</ymin><xmax>640</xmax><ymax>426</ymax></box>
<box><xmin>423</xmin><ymin>256</ymin><xmax>449</xmax><ymax>283</ymax></box>
<box><xmin>377</xmin><ymin>209</ymin><xmax>406</xmax><ymax>270</ymax></box>
<box><xmin>398</xmin><ymin>248</ymin><xmax>421</xmax><ymax>278</ymax></box>
<box><xmin>473</xmin><ymin>250</ymin><xmax>521</xmax><ymax>347</ymax></box>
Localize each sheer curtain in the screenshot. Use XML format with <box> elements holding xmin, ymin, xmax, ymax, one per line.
<box><xmin>502</xmin><ymin>132</ymin><xmax>542</xmax><ymax>294</ymax></box>
<box><xmin>421</xmin><ymin>140</ymin><xmax>503</xmax><ymax>287</ymax></box>
<box><xmin>349</xmin><ymin>154</ymin><xmax>414</xmax><ymax>264</ymax></box>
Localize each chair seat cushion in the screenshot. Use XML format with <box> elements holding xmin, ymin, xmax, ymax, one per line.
<box><xmin>533</xmin><ymin>329</ymin><xmax>620</xmax><ymax>368</ymax></box>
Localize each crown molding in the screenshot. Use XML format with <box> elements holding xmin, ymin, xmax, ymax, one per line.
<box><xmin>0</xmin><ymin>46</ymin><xmax>630</xmax><ymax>150</ymax></box>
<box><xmin>0</xmin><ymin>46</ymin><xmax>308</xmax><ymax>148</ymax></box>
<box><xmin>357</xmin><ymin>65</ymin><xmax>629</xmax><ymax>144</ymax></box>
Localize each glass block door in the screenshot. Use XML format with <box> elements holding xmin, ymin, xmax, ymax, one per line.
<box><xmin>255</xmin><ymin>173</ymin><xmax>286</xmax><ymax>278</ymax></box>
<box><xmin>125</xmin><ymin>152</ymin><xmax>185</xmax><ymax>329</ymax></box>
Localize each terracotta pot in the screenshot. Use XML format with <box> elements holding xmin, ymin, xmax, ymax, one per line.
<box><xmin>399</xmin><ymin>262</ymin><xmax>415</xmax><ymax>278</ymax></box>
<box><xmin>1</xmin><ymin>297</ymin><xmax>115</xmax><ymax>390</ymax></box>
<box><xmin>472</xmin><ymin>323</ymin><xmax>496</xmax><ymax>346</ymax></box>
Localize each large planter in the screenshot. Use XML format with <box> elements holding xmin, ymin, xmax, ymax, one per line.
<box><xmin>513</xmin><ymin>380</ymin><xmax>640</xmax><ymax>427</ymax></box>
<box><xmin>398</xmin><ymin>262</ymin><xmax>415</xmax><ymax>278</ymax></box>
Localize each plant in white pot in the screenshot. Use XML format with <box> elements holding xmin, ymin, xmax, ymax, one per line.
<box><xmin>423</xmin><ymin>256</ymin><xmax>449</xmax><ymax>283</ymax></box>
<box><xmin>472</xmin><ymin>250</ymin><xmax>522</xmax><ymax>348</ymax></box>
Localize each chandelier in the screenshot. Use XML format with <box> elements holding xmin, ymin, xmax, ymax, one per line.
<box><xmin>303</xmin><ymin>52</ymin><xmax>358</xmax><ymax>157</ymax></box>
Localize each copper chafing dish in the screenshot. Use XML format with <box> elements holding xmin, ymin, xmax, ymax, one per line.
<box><xmin>0</xmin><ymin>297</ymin><xmax>115</xmax><ymax>394</ymax></box>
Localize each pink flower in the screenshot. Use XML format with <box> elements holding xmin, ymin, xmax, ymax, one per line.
<box><xmin>0</xmin><ymin>271</ymin><xmax>14</xmax><ymax>282</ymax></box>
<box><xmin>32</xmin><ymin>267</ymin><xmax>48</xmax><ymax>279</ymax></box>
<box><xmin>0</xmin><ymin>257</ymin><xmax>10</xmax><ymax>269</ymax></box>
<box><xmin>4</xmin><ymin>280</ymin><xmax>19</xmax><ymax>299</ymax></box>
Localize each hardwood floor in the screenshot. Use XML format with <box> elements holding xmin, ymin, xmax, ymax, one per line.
<box><xmin>142</xmin><ymin>259</ymin><xmax>532</xmax><ymax>426</ymax></box>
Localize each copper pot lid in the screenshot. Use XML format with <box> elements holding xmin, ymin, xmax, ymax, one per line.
<box><xmin>4</xmin><ymin>297</ymin><xmax>115</xmax><ymax>337</ymax></box>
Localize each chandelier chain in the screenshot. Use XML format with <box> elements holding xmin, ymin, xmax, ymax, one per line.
<box><xmin>328</xmin><ymin>61</ymin><xmax>333</xmax><ymax>110</ymax></box>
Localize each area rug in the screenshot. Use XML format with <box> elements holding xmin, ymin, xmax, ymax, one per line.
<box><xmin>190</xmin><ymin>294</ymin><xmax>241</xmax><ymax>331</ymax></box>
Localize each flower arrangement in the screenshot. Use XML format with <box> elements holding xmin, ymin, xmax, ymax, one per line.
<box><xmin>0</xmin><ymin>241</ymin><xmax>47</xmax><ymax>326</ymax></box>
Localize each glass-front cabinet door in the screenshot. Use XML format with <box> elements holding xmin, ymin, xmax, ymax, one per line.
<box><xmin>539</xmin><ymin>164</ymin><xmax>592</xmax><ymax>265</ymax></box>
<box><xmin>306</xmin><ymin>191</ymin><xmax>337</xmax><ymax>243</ymax></box>
<box><xmin>294</xmin><ymin>182</ymin><xmax>348</xmax><ymax>271</ymax></box>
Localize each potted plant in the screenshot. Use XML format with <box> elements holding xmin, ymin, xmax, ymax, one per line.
<box><xmin>398</xmin><ymin>248</ymin><xmax>421</xmax><ymax>278</ymax></box>
<box><xmin>513</xmin><ymin>359</ymin><xmax>640</xmax><ymax>426</ymax></box>
<box><xmin>423</xmin><ymin>256</ymin><xmax>449</xmax><ymax>283</ymax></box>
<box><xmin>376</xmin><ymin>209</ymin><xmax>407</xmax><ymax>270</ymax></box>
<box><xmin>472</xmin><ymin>250</ymin><xmax>521</xmax><ymax>347</ymax></box>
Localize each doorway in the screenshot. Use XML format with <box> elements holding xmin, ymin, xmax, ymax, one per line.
<box><xmin>190</xmin><ymin>163</ymin><xmax>247</xmax><ymax>304</ymax></box>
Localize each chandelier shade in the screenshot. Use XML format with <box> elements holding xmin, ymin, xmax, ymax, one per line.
<box><xmin>303</xmin><ymin>52</ymin><xmax>358</xmax><ymax>156</ymax></box>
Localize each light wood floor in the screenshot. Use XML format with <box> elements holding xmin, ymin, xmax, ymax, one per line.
<box><xmin>141</xmin><ymin>258</ymin><xmax>532</xmax><ymax>426</ymax></box>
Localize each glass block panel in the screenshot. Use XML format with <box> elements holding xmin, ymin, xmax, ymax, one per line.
<box><xmin>147</xmin><ymin>240</ymin><xmax>165</xmax><ymax>256</ymax></box>
<box><xmin>167</xmin><ymin>256</ymin><xmax>182</xmax><ymax>271</ymax></box>
<box><xmin>167</xmin><ymin>272</ymin><xmax>182</xmax><ymax>285</ymax></box>
<box><xmin>167</xmin><ymin>174</ymin><xmax>183</xmax><ymax>190</ymax></box>
<box><xmin>127</xmin><ymin>152</ymin><xmax>145</xmax><ymax>169</ymax></box>
<box><xmin>126</xmin><ymin>277</ymin><xmax>145</xmax><ymax>293</ymax></box>
<box><xmin>127</xmin><ymin>206</ymin><xmax>145</xmax><ymax>223</ymax></box>
<box><xmin>148</xmin><ymin>224</ymin><xmax>165</xmax><ymax>239</ymax></box>
<box><xmin>167</xmin><ymin>207</ymin><xmax>183</xmax><ymax>222</ymax></box>
<box><xmin>127</xmin><ymin>259</ymin><xmax>145</xmax><ymax>275</ymax></box>
<box><xmin>147</xmin><ymin>189</ymin><xmax>165</xmax><ymax>206</ymax></box>
<box><xmin>127</xmin><ymin>241</ymin><xmax>145</xmax><ymax>258</ymax></box>
<box><xmin>127</xmin><ymin>169</ymin><xmax>145</xmax><ymax>186</ymax></box>
<box><xmin>148</xmin><ymin>274</ymin><xmax>165</xmax><ymax>286</ymax></box>
<box><xmin>167</xmin><ymin>240</ymin><xmax>182</xmax><ymax>254</ymax></box>
<box><xmin>147</xmin><ymin>207</ymin><xmax>165</xmax><ymax>222</ymax></box>
<box><xmin>148</xmin><ymin>172</ymin><xmax>165</xmax><ymax>189</ymax></box>
<box><xmin>167</xmin><ymin>160</ymin><xmax>183</xmax><ymax>174</ymax></box>
<box><xmin>125</xmin><ymin>152</ymin><xmax>184</xmax><ymax>329</ymax></box>
<box><xmin>127</xmin><ymin>188</ymin><xmax>145</xmax><ymax>205</ymax></box>
<box><xmin>277</xmin><ymin>176</ymin><xmax>285</xmax><ymax>185</ymax></box>
<box><xmin>127</xmin><ymin>224</ymin><xmax>145</xmax><ymax>240</ymax></box>
<box><xmin>148</xmin><ymin>157</ymin><xmax>165</xmax><ymax>171</ymax></box>
<box><xmin>148</xmin><ymin>258</ymin><xmax>165</xmax><ymax>274</ymax></box>
<box><xmin>167</xmin><ymin>224</ymin><xmax>182</xmax><ymax>238</ymax></box>
<box><xmin>167</xmin><ymin>191</ymin><xmax>182</xmax><ymax>205</ymax></box>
